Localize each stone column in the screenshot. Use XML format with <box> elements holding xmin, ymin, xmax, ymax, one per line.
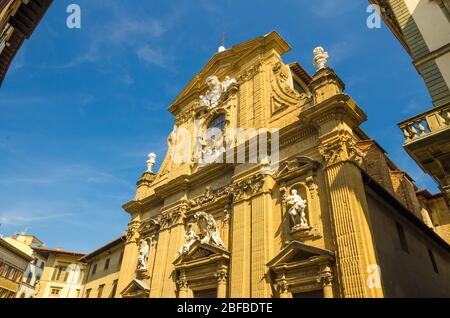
<box><xmin>116</xmin><ymin>217</ymin><xmax>141</xmax><ymax>298</ymax></box>
<box><xmin>216</xmin><ymin>267</ymin><xmax>228</xmax><ymax>298</ymax></box>
<box><xmin>277</xmin><ymin>277</ymin><xmax>291</xmax><ymax>298</ymax></box>
<box><xmin>319</xmin><ymin>265</ymin><xmax>334</xmax><ymax>298</ymax></box>
<box><xmin>176</xmin><ymin>271</ymin><xmax>189</xmax><ymax>298</ymax></box>
<box><xmin>320</xmin><ymin>136</ymin><xmax>383</xmax><ymax>298</ymax></box>
<box><xmin>229</xmin><ymin>174</ymin><xmax>272</xmax><ymax>298</ymax></box>
<box><xmin>303</xmin><ymin>66</ymin><xmax>384</xmax><ymax>298</ymax></box>
<box><xmin>229</xmin><ymin>193</ymin><xmax>251</xmax><ymax>298</ymax></box>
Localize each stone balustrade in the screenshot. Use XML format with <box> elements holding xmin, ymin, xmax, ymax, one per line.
<box><xmin>399</xmin><ymin>102</ymin><xmax>450</xmax><ymax>143</ymax></box>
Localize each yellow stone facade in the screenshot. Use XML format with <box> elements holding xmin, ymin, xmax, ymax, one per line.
<box><xmin>113</xmin><ymin>32</ymin><xmax>450</xmax><ymax>298</ymax></box>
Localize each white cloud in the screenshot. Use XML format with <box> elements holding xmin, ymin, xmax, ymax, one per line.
<box><xmin>0</xmin><ymin>211</ymin><xmax>75</xmax><ymax>227</ymax></box>
<box><xmin>137</xmin><ymin>46</ymin><xmax>169</xmax><ymax>68</ymax></box>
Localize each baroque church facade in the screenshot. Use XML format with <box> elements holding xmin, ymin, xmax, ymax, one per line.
<box><xmin>116</xmin><ymin>32</ymin><xmax>450</xmax><ymax>298</ymax></box>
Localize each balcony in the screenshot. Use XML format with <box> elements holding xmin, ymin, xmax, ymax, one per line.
<box><xmin>398</xmin><ymin>102</ymin><xmax>450</xmax><ymax>201</ymax></box>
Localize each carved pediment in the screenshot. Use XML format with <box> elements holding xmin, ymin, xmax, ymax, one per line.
<box><xmin>267</xmin><ymin>241</ymin><xmax>334</xmax><ymax>269</ymax></box>
<box><xmin>275</xmin><ymin>156</ymin><xmax>320</xmax><ymax>182</ymax></box>
<box><xmin>138</xmin><ymin>217</ymin><xmax>161</xmax><ymax>235</ymax></box>
<box><xmin>121</xmin><ymin>279</ymin><xmax>150</xmax><ymax>298</ymax></box>
<box><xmin>169</xmin><ymin>31</ymin><xmax>290</xmax><ymax>115</ymax></box>
<box><xmin>174</xmin><ymin>241</ymin><xmax>229</xmax><ymax>267</ymax></box>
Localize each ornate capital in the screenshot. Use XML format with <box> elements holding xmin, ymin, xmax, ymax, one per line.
<box><xmin>215</xmin><ymin>270</ymin><xmax>228</xmax><ymax>284</ymax></box>
<box><xmin>277</xmin><ymin>280</ymin><xmax>290</xmax><ymax>295</ymax></box>
<box><xmin>319</xmin><ymin>135</ymin><xmax>363</xmax><ymax>167</ymax></box>
<box><xmin>125</xmin><ymin>220</ymin><xmax>140</xmax><ymax>245</ymax></box>
<box><xmin>160</xmin><ymin>201</ymin><xmax>190</xmax><ymax>230</ymax></box>
<box><xmin>317</xmin><ymin>265</ymin><xmax>334</xmax><ymax>288</ymax></box>
<box><xmin>232</xmin><ymin>174</ymin><xmax>265</xmax><ymax>201</ymax></box>
<box><xmin>176</xmin><ymin>273</ymin><xmax>189</xmax><ymax>291</ymax></box>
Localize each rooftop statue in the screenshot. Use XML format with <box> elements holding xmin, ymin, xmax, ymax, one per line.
<box><xmin>313</xmin><ymin>47</ymin><xmax>329</xmax><ymax>71</ymax></box>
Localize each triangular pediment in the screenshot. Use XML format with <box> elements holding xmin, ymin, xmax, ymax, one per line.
<box><xmin>121</xmin><ymin>279</ymin><xmax>150</xmax><ymax>298</ymax></box>
<box><xmin>174</xmin><ymin>241</ymin><xmax>229</xmax><ymax>266</ymax></box>
<box><xmin>169</xmin><ymin>31</ymin><xmax>291</xmax><ymax>114</ymax></box>
<box><xmin>275</xmin><ymin>156</ymin><xmax>320</xmax><ymax>181</ymax></box>
<box><xmin>267</xmin><ymin>241</ymin><xmax>334</xmax><ymax>268</ymax></box>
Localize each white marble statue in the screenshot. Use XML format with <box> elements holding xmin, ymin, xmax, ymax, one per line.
<box><xmin>313</xmin><ymin>47</ymin><xmax>329</xmax><ymax>71</ymax></box>
<box><xmin>178</xmin><ymin>224</ymin><xmax>198</xmax><ymax>256</ymax></box>
<box><xmin>194</xmin><ymin>212</ymin><xmax>225</xmax><ymax>248</ymax></box>
<box><xmin>286</xmin><ymin>189</ymin><xmax>309</xmax><ymax>229</ymax></box>
<box><xmin>137</xmin><ymin>239</ymin><xmax>150</xmax><ymax>271</ymax></box>
<box><xmin>202</xmin><ymin>134</ymin><xmax>225</xmax><ymax>164</ymax></box>
<box><xmin>146</xmin><ymin>153</ymin><xmax>157</xmax><ymax>173</ymax></box>
<box><xmin>199</xmin><ymin>75</ymin><xmax>237</xmax><ymax>108</ymax></box>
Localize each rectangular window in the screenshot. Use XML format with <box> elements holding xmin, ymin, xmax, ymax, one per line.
<box><xmin>118</xmin><ymin>251</ymin><xmax>124</xmax><ymax>265</ymax></box>
<box><xmin>104</xmin><ymin>258</ymin><xmax>110</xmax><ymax>271</ymax></box>
<box><xmin>52</xmin><ymin>265</ymin><xmax>68</xmax><ymax>282</ymax></box>
<box><xmin>396</xmin><ymin>222</ymin><xmax>409</xmax><ymax>253</ymax></box>
<box><xmin>110</xmin><ymin>280</ymin><xmax>118</xmax><ymax>298</ymax></box>
<box><xmin>26</xmin><ymin>272</ymin><xmax>33</xmax><ymax>284</ymax></box>
<box><xmin>92</xmin><ymin>264</ymin><xmax>97</xmax><ymax>276</ymax></box>
<box><xmin>50</xmin><ymin>288</ymin><xmax>61</xmax><ymax>297</ymax></box>
<box><xmin>97</xmin><ymin>284</ymin><xmax>105</xmax><ymax>298</ymax></box>
<box><xmin>428</xmin><ymin>249</ymin><xmax>439</xmax><ymax>274</ymax></box>
<box><xmin>85</xmin><ymin>289</ymin><xmax>91</xmax><ymax>298</ymax></box>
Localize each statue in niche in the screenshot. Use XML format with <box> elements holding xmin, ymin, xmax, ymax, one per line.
<box><xmin>286</xmin><ymin>189</ymin><xmax>309</xmax><ymax>230</ymax></box>
<box><xmin>177</xmin><ymin>224</ymin><xmax>198</xmax><ymax>256</ymax></box>
<box><xmin>194</xmin><ymin>212</ymin><xmax>225</xmax><ymax>248</ymax></box>
<box><xmin>313</xmin><ymin>47</ymin><xmax>329</xmax><ymax>71</ymax></box>
<box><xmin>199</xmin><ymin>75</ymin><xmax>237</xmax><ymax>108</ymax></box>
<box><xmin>137</xmin><ymin>239</ymin><xmax>150</xmax><ymax>271</ymax></box>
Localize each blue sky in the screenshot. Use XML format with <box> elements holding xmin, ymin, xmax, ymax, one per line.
<box><xmin>0</xmin><ymin>0</ymin><xmax>437</xmax><ymax>253</ymax></box>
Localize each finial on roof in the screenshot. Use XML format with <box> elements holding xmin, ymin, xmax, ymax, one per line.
<box><xmin>313</xmin><ymin>46</ymin><xmax>329</xmax><ymax>71</ymax></box>
<box><xmin>146</xmin><ymin>153</ymin><xmax>157</xmax><ymax>173</ymax></box>
<box><xmin>218</xmin><ymin>32</ymin><xmax>228</xmax><ymax>53</ymax></box>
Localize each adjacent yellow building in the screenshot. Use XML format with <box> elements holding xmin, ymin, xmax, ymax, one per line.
<box><xmin>33</xmin><ymin>247</ymin><xmax>86</xmax><ymax>298</ymax></box>
<box><xmin>113</xmin><ymin>31</ymin><xmax>450</xmax><ymax>298</ymax></box>
<box><xmin>0</xmin><ymin>237</ymin><xmax>33</xmax><ymax>298</ymax></box>
<box><xmin>79</xmin><ymin>236</ymin><xmax>125</xmax><ymax>298</ymax></box>
<box><xmin>3</xmin><ymin>234</ymin><xmax>47</xmax><ymax>298</ymax></box>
